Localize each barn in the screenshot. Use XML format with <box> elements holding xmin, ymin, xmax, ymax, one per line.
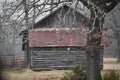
<box><xmin>21</xmin><ymin>3</ymin><xmax>106</xmax><ymax>70</ymax></box>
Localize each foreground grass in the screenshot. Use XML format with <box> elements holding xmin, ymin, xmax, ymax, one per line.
<box><xmin>0</xmin><ymin>69</ymin><xmax>71</xmax><ymax>80</ymax></box>
<box><xmin>102</xmin><ymin>70</ymin><xmax>120</xmax><ymax>80</ymax></box>
<box><xmin>0</xmin><ymin>69</ymin><xmax>120</xmax><ymax>80</ymax></box>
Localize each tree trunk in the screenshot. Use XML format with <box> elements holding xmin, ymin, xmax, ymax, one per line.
<box><xmin>50</xmin><ymin>0</ymin><xmax>53</xmax><ymax>13</ymax></box>
<box><xmin>86</xmin><ymin>33</ymin><xmax>102</xmax><ymax>80</ymax></box>
<box><xmin>23</xmin><ymin>0</ymin><xmax>30</xmax><ymax>68</ymax></box>
<box><xmin>117</xmin><ymin>31</ymin><xmax>120</xmax><ymax>62</ymax></box>
<box><xmin>86</xmin><ymin>36</ymin><xmax>102</xmax><ymax>80</ymax></box>
<box><xmin>86</xmin><ymin>8</ymin><xmax>104</xmax><ymax>80</ymax></box>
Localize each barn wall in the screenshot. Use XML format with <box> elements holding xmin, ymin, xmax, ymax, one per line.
<box><xmin>30</xmin><ymin>47</ymin><xmax>103</xmax><ymax>70</ymax></box>
<box><xmin>28</xmin><ymin>5</ymin><xmax>103</xmax><ymax>70</ymax></box>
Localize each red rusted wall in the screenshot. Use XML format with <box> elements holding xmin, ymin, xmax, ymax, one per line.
<box><xmin>29</xmin><ymin>29</ymin><xmax>87</xmax><ymax>47</ymax></box>
<box><xmin>29</xmin><ymin>29</ymin><xmax>110</xmax><ymax>47</ymax></box>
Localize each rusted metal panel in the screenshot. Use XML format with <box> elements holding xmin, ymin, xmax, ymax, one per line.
<box><xmin>29</xmin><ymin>28</ymin><xmax>110</xmax><ymax>47</ymax></box>
<box><xmin>29</xmin><ymin>29</ymin><xmax>87</xmax><ymax>47</ymax></box>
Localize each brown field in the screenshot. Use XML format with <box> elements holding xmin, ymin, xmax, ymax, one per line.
<box><xmin>0</xmin><ymin>58</ymin><xmax>120</xmax><ymax>80</ymax></box>
<box><xmin>103</xmin><ymin>58</ymin><xmax>120</xmax><ymax>70</ymax></box>
<box><xmin>1</xmin><ymin>69</ymin><xmax>71</xmax><ymax>80</ymax></box>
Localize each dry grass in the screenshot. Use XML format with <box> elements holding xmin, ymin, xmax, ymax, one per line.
<box><xmin>1</xmin><ymin>69</ymin><xmax>71</xmax><ymax>80</ymax></box>
<box><xmin>0</xmin><ymin>58</ymin><xmax>120</xmax><ymax>80</ymax></box>
<box><xmin>0</xmin><ymin>69</ymin><xmax>120</xmax><ymax>80</ymax></box>
<box><xmin>103</xmin><ymin>58</ymin><xmax>117</xmax><ymax>63</ymax></box>
<box><xmin>102</xmin><ymin>70</ymin><xmax>120</xmax><ymax>80</ymax></box>
<box><xmin>103</xmin><ymin>58</ymin><xmax>120</xmax><ymax>70</ymax></box>
<box><xmin>103</xmin><ymin>63</ymin><xmax>120</xmax><ymax>70</ymax></box>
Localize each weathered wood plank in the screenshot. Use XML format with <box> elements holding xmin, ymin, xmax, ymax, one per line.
<box><xmin>30</xmin><ymin>47</ymin><xmax>103</xmax><ymax>70</ymax></box>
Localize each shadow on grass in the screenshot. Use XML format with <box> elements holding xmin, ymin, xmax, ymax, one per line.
<box><xmin>0</xmin><ymin>58</ymin><xmax>4</xmax><ymax>80</ymax></box>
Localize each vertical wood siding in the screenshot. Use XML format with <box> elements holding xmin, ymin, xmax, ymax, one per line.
<box><xmin>34</xmin><ymin>5</ymin><xmax>88</xmax><ymax>29</ymax></box>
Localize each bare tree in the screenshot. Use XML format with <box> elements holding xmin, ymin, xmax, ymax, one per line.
<box><xmin>0</xmin><ymin>0</ymin><xmax>119</xmax><ymax>80</ymax></box>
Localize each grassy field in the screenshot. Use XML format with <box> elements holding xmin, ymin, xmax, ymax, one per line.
<box><xmin>0</xmin><ymin>69</ymin><xmax>71</xmax><ymax>80</ymax></box>
<box><xmin>0</xmin><ymin>69</ymin><xmax>120</xmax><ymax>80</ymax></box>
<box><xmin>103</xmin><ymin>58</ymin><xmax>120</xmax><ymax>70</ymax></box>
<box><xmin>0</xmin><ymin>58</ymin><xmax>120</xmax><ymax>80</ymax></box>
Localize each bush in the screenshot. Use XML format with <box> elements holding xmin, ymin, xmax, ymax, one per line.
<box><xmin>61</xmin><ymin>65</ymin><xmax>86</xmax><ymax>80</ymax></box>
<box><xmin>103</xmin><ymin>70</ymin><xmax>120</xmax><ymax>80</ymax></box>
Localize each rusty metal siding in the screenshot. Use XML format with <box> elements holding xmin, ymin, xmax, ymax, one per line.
<box><xmin>30</xmin><ymin>47</ymin><xmax>103</xmax><ymax>70</ymax></box>
<box><xmin>29</xmin><ymin>29</ymin><xmax>87</xmax><ymax>47</ymax></box>
<box><xmin>29</xmin><ymin>29</ymin><xmax>109</xmax><ymax>47</ymax></box>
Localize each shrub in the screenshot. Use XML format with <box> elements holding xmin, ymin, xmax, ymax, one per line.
<box><xmin>103</xmin><ymin>70</ymin><xmax>120</xmax><ymax>80</ymax></box>
<box><xmin>61</xmin><ymin>65</ymin><xmax>86</xmax><ymax>80</ymax></box>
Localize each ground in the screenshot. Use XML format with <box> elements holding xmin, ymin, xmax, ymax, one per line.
<box><xmin>0</xmin><ymin>58</ymin><xmax>120</xmax><ymax>80</ymax></box>
<box><xmin>103</xmin><ymin>58</ymin><xmax>120</xmax><ymax>70</ymax></box>
<box><xmin>1</xmin><ymin>69</ymin><xmax>69</xmax><ymax>80</ymax></box>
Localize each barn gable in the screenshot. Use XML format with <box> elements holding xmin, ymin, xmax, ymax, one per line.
<box><xmin>34</xmin><ymin>4</ymin><xmax>89</xmax><ymax>29</ymax></box>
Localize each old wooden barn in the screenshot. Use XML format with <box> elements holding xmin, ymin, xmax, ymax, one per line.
<box><xmin>21</xmin><ymin>4</ymin><xmax>108</xmax><ymax>70</ymax></box>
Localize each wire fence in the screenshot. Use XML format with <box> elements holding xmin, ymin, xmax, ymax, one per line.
<box><xmin>0</xmin><ymin>55</ymin><xmax>26</xmax><ymax>69</ymax></box>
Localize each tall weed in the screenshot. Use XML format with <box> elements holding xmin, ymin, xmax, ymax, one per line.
<box><xmin>103</xmin><ymin>70</ymin><xmax>120</xmax><ymax>80</ymax></box>
<box><xmin>61</xmin><ymin>65</ymin><xmax>86</xmax><ymax>80</ymax></box>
